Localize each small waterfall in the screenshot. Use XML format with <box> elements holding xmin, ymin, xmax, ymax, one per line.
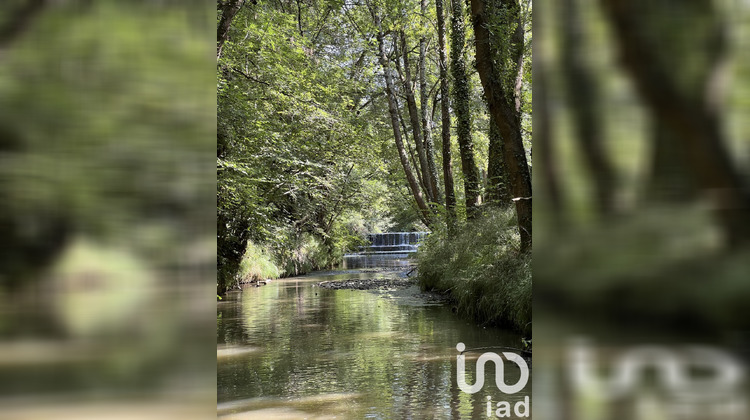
<box><xmin>343</xmin><ymin>231</ymin><xmax>429</xmax><ymax>269</ymax></box>
<box><xmin>360</xmin><ymin>232</ymin><xmax>429</xmax><ymax>254</ymax></box>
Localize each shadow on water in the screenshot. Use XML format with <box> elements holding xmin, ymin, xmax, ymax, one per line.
<box><xmin>217</xmin><ymin>255</ymin><xmax>531</xmax><ymax>419</ymax></box>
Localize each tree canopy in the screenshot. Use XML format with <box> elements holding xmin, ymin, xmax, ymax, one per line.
<box><xmin>216</xmin><ymin>0</ymin><xmax>533</xmax><ymax>293</ymax></box>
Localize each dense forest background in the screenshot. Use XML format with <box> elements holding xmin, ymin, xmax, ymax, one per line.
<box><xmin>217</xmin><ymin>0</ymin><xmax>533</xmax><ymax>294</ymax></box>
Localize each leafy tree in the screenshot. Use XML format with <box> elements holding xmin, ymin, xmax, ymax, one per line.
<box><xmin>450</xmin><ymin>0</ymin><xmax>482</xmax><ymax>218</ymax></box>
<box><xmin>470</xmin><ymin>0</ymin><xmax>532</xmax><ymax>252</ymax></box>
<box><xmin>217</xmin><ymin>0</ymin><xmax>535</xmax><ymax>291</ymax></box>
<box><xmin>435</xmin><ymin>0</ymin><xmax>457</xmax><ymax>231</ymax></box>
<box><xmin>601</xmin><ymin>0</ymin><xmax>750</xmax><ymax>247</ymax></box>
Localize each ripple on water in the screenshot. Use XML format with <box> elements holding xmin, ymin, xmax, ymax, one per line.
<box><xmin>217</xmin><ymin>393</ymin><xmax>362</xmax><ymax>419</ymax></box>
<box><xmin>217</xmin><ymin>345</ymin><xmax>262</xmax><ymax>359</ymax></box>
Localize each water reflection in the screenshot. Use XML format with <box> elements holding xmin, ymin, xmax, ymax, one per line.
<box><xmin>217</xmin><ymin>267</ymin><xmax>531</xmax><ymax>418</ymax></box>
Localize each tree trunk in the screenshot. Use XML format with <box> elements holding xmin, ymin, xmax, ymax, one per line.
<box><xmin>470</xmin><ymin>0</ymin><xmax>532</xmax><ymax>252</ymax></box>
<box><xmin>534</xmin><ymin>3</ymin><xmax>564</xmax><ymax>228</ymax></box>
<box><xmin>0</xmin><ymin>0</ymin><xmax>48</xmax><ymax>51</ymax></box>
<box><xmin>217</xmin><ymin>0</ymin><xmax>245</xmax><ymax>58</ymax></box>
<box><xmin>450</xmin><ymin>0</ymin><xmax>482</xmax><ymax>218</ymax></box>
<box><xmin>486</xmin><ymin>112</ymin><xmax>511</xmax><ymax>204</ymax></box>
<box><xmin>399</xmin><ymin>31</ymin><xmax>435</xmax><ymax>204</ymax></box>
<box><xmin>601</xmin><ymin>0</ymin><xmax>750</xmax><ymax>248</ymax></box>
<box><xmin>420</xmin><ymin>0</ymin><xmax>443</xmax><ymax>205</ymax></box>
<box><xmin>396</xmin><ymin>106</ymin><xmax>429</xmax><ymax>195</ymax></box>
<box><xmin>436</xmin><ymin>0</ymin><xmax>457</xmax><ymax>232</ymax></box>
<box><xmin>645</xmin><ymin>122</ymin><xmax>697</xmax><ymax>202</ymax></box>
<box><xmin>560</xmin><ymin>0</ymin><xmax>616</xmax><ymax>217</ymax></box>
<box><xmin>372</xmin><ymin>14</ymin><xmax>433</xmax><ymax>226</ymax></box>
<box><xmin>637</xmin><ymin>0</ymin><xmax>719</xmax><ymax>204</ymax></box>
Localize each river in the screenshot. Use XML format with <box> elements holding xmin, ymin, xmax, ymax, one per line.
<box><xmin>217</xmin><ymin>258</ymin><xmax>531</xmax><ymax>419</ymax></box>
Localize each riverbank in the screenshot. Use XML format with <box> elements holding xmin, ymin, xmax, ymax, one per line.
<box><xmin>416</xmin><ymin>208</ymin><xmax>532</xmax><ymax>335</ymax></box>
<box><xmin>219</xmin><ymin>231</ymin><xmax>363</xmax><ymax>295</ymax></box>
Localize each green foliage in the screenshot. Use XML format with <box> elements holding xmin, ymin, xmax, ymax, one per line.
<box><xmin>239</xmin><ymin>242</ymin><xmax>281</xmax><ymax>283</ymax></box>
<box><xmin>216</xmin><ymin>0</ymin><xmax>385</xmax><ymax>292</ymax></box>
<box><xmin>49</xmin><ymin>238</ymin><xmax>156</xmax><ymax>338</ymax></box>
<box><xmin>216</xmin><ymin>0</ymin><xmax>533</xmax><ymax>294</ymax></box>
<box><xmin>534</xmin><ymin>205</ymin><xmax>750</xmax><ymax>330</ymax></box>
<box><xmin>216</xmin><ymin>0</ymin><xmax>451</xmax><ymax>293</ymax></box>
<box><xmin>272</xmin><ymin>231</ymin><xmax>328</xmax><ymax>276</ymax></box>
<box><xmin>0</xmin><ymin>1</ymin><xmax>215</xmax><ymax>395</ymax></box>
<box><xmin>486</xmin><ymin>0</ymin><xmax>522</xmax><ymax>99</ymax></box>
<box><xmin>417</xmin><ymin>208</ymin><xmax>531</xmax><ymax>333</ymax></box>
<box><xmin>0</xmin><ymin>2</ymin><xmax>214</xmax><ymax>290</ymax></box>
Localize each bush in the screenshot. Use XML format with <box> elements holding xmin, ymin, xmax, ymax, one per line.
<box><xmin>417</xmin><ymin>207</ymin><xmax>531</xmax><ymax>334</ymax></box>
<box><xmin>221</xmin><ymin>221</ymin><xmax>369</xmax><ymax>294</ymax></box>
<box><xmin>238</xmin><ymin>242</ymin><xmax>281</xmax><ymax>283</ymax></box>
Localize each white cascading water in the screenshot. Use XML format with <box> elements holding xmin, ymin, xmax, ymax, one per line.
<box><xmin>360</xmin><ymin>232</ymin><xmax>429</xmax><ymax>254</ymax></box>
<box><xmin>343</xmin><ymin>231</ymin><xmax>429</xmax><ymax>269</ymax></box>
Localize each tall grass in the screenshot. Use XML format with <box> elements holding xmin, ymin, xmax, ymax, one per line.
<box><xmin>417</xmin><ymin>207</ymin><xmax>531</xmax><ymax>334</ymax></box>
<box><xmin>274</xmin><ymin>232</ymin><xmax>330</xmax><ymax>276</ymax></box>
<box><xmin>238</xmin><ymin>241</ymin><xmax>281</xmax><ymax>283</ymax></box>
<box><xmin>236</xmin><ymin>233</ymin><xmax>342</xmax><ymax>288</ymax></box>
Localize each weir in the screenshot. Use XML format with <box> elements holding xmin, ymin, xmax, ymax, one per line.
<box><xmin>342</xmin><ymin>231</ymin><xmax>429</xmax><ymax>269</ymax></box>
<box><xmin>362</xmin><ymin>232</ymin><xmax>429</xmax><ymax>254</ymax></box>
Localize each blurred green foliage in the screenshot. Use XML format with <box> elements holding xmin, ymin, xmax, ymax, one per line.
<box><xmin>1</xmin><ymin>1</ymin><xmax>214</xmax><ymax>290</ymax></box>
<box><xmin>533</xmin><ymin>0</ymin><xmax>750</xmax><ymax>334</ymax></box>
<box><xmin>0</xmin><ymin>1</ymin><xmax>216</xmax><ymax>408</ymax></box>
